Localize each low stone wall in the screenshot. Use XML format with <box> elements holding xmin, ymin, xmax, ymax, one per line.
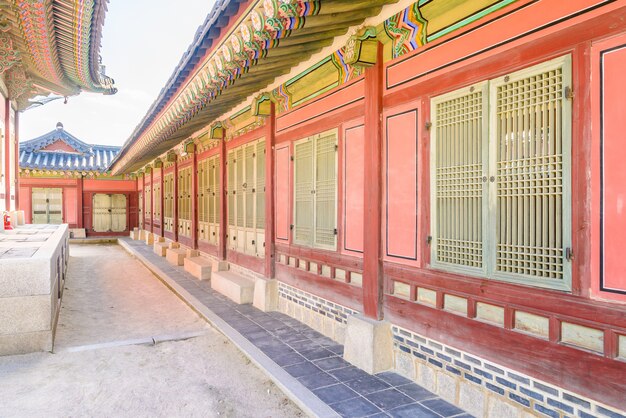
<box><xmin>0</xmin><ymin>224</ymin><xmax>69</xmax><ymax>356</ymax></box>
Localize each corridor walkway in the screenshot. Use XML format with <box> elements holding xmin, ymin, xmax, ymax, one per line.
<box><xmin>120</xmin><ymin>238</ymin><xmax>473</xmax><ymax>418</ymax></box>
<box><xmin>0</xmin><ymin>244</ymin><xmax>301</xmax><ymax>417</ymax></box>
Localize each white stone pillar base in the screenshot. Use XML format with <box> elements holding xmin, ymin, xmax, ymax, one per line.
<box><xmin>343</xmin><ymin>314</ymin><xmax>393</xmax><ymax>374</ymax></box>
<box><xmin>253</xmin><ymin>278</ymin><xmax>278</xmax><ymax>312</ymax></box>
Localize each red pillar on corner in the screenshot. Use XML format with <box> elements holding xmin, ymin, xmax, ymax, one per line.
<box><xmin>362</xmin><ymin>43</ymin><xmax>384</xmax><ymax>320</ymax></box>
<box><xmin>218</xmin><ymin>134</ymin><xmax>227</xmax><ymax>260</ymax></box>
<box><xmin>265</xmin><ymin>103</ymin><xmax>276</xmax><ymax>278</ymax></box>
<box><xmin>191</xmin><ymin>147</ymin><xmax>199</xmax><ymax>249</ymax></box>
<box><xmin>4</xmin><ymin>98</ymin><xmax>11</xmax><ymax>211</ymax></box>
<box><xmin>149</xmin><ymin>168</ymin><xmax>154</xmax><ymax>233</ymax></box>
<box><xmin>173</xmin><ymin>158</ymin><xmax>179</xmax><ymax>243</ymax></box>
<box><xmin>159</xmin><ymin>166</ymin><xmax>165</xmax><ymax>237</ymax></box>
<box><xmin>13</xmin><ymin>111</ymin><xmax>19</xmax><ymax>210</ymax></box>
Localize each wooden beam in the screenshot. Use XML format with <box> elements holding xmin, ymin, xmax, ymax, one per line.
<box><xmin>219</xmin><ymin>132</ymin><xmax>227</xmax><ymax>260</ymax></box>
<box><xmin>265</xmin><ymin>102</ymin><xmax>276</xmax><ymax>278</ymax></box>
<box><xmin>362</xmin><ymin>42</ymin><xmax>384</xmax><ymax>320</ymax></box>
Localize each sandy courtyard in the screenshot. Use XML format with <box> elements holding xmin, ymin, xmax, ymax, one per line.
<box><xmin>0</xmin><ymin>244</ymin><xmax>302</xmax><ymax>418</ymax></box>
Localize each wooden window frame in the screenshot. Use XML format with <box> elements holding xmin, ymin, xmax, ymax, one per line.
<box><xmin>293</xmin><ymin>128</ymin><xmax>338</xmax><ymax>251</ymax></box>
<box><xmin>430</xmin><ymin>55</ymin><xmax>572</xmax><ymax>291</ymax></box>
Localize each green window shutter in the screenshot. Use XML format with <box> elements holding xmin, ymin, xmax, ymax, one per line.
<box><xmin>245</xmin><ymin>143</ymin><xmax>255</xmax><ymax>229</ymax></box>
<box><xmin>314</xmin><ymin>131</ymin><xmax>338</xmax><ymax>249</ymax></box>
<box><xmin>236</xmin><ymin>147</ymin><xmax>245</xmax><ymax>228</ymax></box>
<box><xmin>431</xmin><ymin>83</ymin><xmax>487</xmax><ymax>272</ymax></box>
<box><xmin>490</xmin><ymin>55</ymin><xmax>571</xmax><ymax>289</ymax></box>
<box><xmin>294</xmin><ymin>138</ymin><xmax>314</xmax><ymax>246</ymax></box>
<box><xmin>256</xmin><ymin>140</ymin><xmax>266</xmax><ymax>230</ymax></box>
<box><xmin>227</xmin><ymin>150</ymin><xmax>236</xmax><ymax>227</ymax></box>
<box><xmin>214</xmin><ymin>157</ymin><xmax>220</xmax><ymax>225</ymax></box>
<box><xmin>206</xmin><ymin>159</ymin><xmax>213</xmax><ymax>224</ymax></box>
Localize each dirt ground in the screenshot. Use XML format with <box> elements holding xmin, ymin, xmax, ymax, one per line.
<box><xmin>0</xmin><ymin>244</ymin><xmax>302</xmax><ymax>418</ymax></box>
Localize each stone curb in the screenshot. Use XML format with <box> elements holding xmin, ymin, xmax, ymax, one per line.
<box><xmin>117</xmin><ymin>238</ymin><xmax>338</xmax><ymax>418</ymax></box>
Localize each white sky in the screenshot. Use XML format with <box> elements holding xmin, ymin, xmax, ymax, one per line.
<box><xmin>19</xmin><ymin>0</ymin><xmax>214</xmax><ymax>147</ymax></box>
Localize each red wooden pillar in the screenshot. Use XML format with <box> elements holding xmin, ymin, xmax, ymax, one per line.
<box><xmin>191</xmin><ymin>146</ymin><xmax>199</xmax><ymax>249</ymax></box>
<box><xmin>77</xmin><ymin>175</ymin><xmax>84</xmax><ymax>228</ymax></box>
<box><xmin>218</xmin><ymin>133</ymin><xmax>227</xmax><ymax>260</ymax></box>
<box><xmin>362</xmin><ymin>43</ymin><xmax>384</xmax><ymax>320</ymax></box>
<box><xmin>13</xmin><ymin>111</ymin><xmax>19</xmax><ymax>210</ymax></box>
<box><xmin>265</xmin><ymin>103</ymin><xmax>276</xmax><ymax>278</ymax></box>
<box><xmin>141</xmin><ymin>172</ymin><xmax>146</xmax><ymax>230</ymax></box>
<box><xmin>173</xmin><ymin>158</ymin><xmax>179</xmax><ymax>242</ymax></box>
<box><xmin>4</xmin><ymin>98</ymin><xmax>11</xmax><ymax>211</ymax></box>
<box><xmin>159</xmin><ymin>165</ymin><xmax>165</xmax><ymax>237</ymax></box>
<box><xmin>149</xmin><ymin>167</ymin><xmax>154</xmax><ymax>233</ymax></box>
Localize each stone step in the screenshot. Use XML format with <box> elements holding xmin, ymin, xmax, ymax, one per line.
<box><xmin>144</xmin><ymin>232</ymin><xmax>154</xmax><ymax>245</ymax></box>
<box><xmin>184</xmin><ymin>256</ymin><xmax>213</xmax><ymax>281</ymax></box>
<box><xmin>211</xmin><ymin>271</ymin><xmax>255</xmax><ymax>304</ymax></box>
<box><xmin>166</xmin><ymin>248</ymin><xmax>186</xmax><ymax>266</ymax></box>
<box><xmin>154</xmin><ymin>241</ymin><xmax>169</xmax><ymax>257</ymax></box>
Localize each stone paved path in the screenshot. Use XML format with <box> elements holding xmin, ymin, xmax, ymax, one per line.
<box><xmin>0</xmin><ymin>244</ymin><xmax>302</xmax><ymax>418</ymax></box>
<box><xmin>122</xmin><ymin>238</ymin><xmax>473</xmax><ymax>418</ymax></box>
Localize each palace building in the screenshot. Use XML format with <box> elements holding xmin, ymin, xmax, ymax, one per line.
<box><xmin>18</xmin><ymin>123</ymin><xmax>137</xmax><ymax>237</ymax></box>
<box><xmin>114</xmin><ymin>1</ymin><xmax>626</xmax><ymax>416</ymax></box>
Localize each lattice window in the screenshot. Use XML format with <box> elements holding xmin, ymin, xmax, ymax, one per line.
<box><xmin>144</xmin><ymin>185</ymin><xmax>151</xmax><ymax>218</ymax></box>
<box><xmin>198</xmin><ymin>155</ymin><xmax>220</xmax><ymax>244</ymax></box>
<box><xmin>226</xmin><ymin>139</ymin><xmax>266</xmax><ymax>256</ymax></box>
<box><xmin>430</xmin><ymin>56</ymin><xmax>572</xmax><ymax>290</ymax></box>
<box><xmin>294</xmin><ymin>129</ymin><xmax>338</xmax><ymax>250</ymax></box>
<box><xmin>164</xmin><ymin>173</ymin><xmax>174</xmax><ymax>218</ymax></box>
<box><xmin>178</xmin><ymin>166</ymin><xmax>192</xmax><ymax>221</ymax></box>
<box><xmin>153</xmin><ymin>181</ymin><xmax>161</xmax><ymax>219</ymax></box>
<box><xmin>432</xmin><ymin>86</ymin><xmax>486</xmax><ymax>270</ymax></box>
<box><xmin>492</xmin><ymin>58</ymin><xmax>571</xmax><ymax>284</ymax></box>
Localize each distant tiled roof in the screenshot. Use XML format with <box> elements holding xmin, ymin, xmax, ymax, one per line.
<box><xmin>19</xmin><ymin>123</ymin><xmax>120</xmax><ymax>172</ymax></box>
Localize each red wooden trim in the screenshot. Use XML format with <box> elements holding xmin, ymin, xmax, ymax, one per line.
<box><xmin>384</xmin><ymin>295</ymin><xmax>626</xmax><ymax>410</ymax></box>
<box><xmin>178</xmin><ymin>235</ymin><xmax>193</xmax><ymax>249</ymax></box>
<box><xmin>265</xmin><ymin>103</ymin><xmax>276</xmax><ymax>278</ymax></box>
<box><xmin>341</xmin><ymin>117</ymin><xmax>365</xmax><ymax>258</ymax></box>
<box><xmin>383</xmin><ymin>263</ymin><xmax>626</xmax><ymax>329</ymax></box>
<box><xmin>198</xmin><ymin>240</ymin><xmax>219</xmax><ymax>256</ymax></box>
<box><xmin>164</xmin><ymin>230</ymin><xmax>175</xmax><ymax>241</ymax></box>
<box><xmin>362</xmin><ymin>43</ymin><xmax>384</xmax><ymax>320</ymax></box>
<box><xmin>276</xmin><ymin>263</ymin><xmax>363</xmax><ymax>312</ymax></box>
<box><xmin>275</xmin><ymin>102</ymin><xmax>364</xmax><ymax>144</ymax></box>
<box><xmin>192</xmin><ymin>150</ymin><xmax>198</xmax><ymax>249</ymax></box>
<box><xmin>225</xmin><ymin>124</ymin><xmax>266</xmax><ymax>150</ymax></box>
<box><xmin>196</xmin><ymin>146</ymin><xmax>220</xmax><ymax>161</ymax></box>
<box><xmin>275</xmin><ymin>242</ymin><xmax>363</xmax><ymax>272</ymax></box>
<box><xmin>227</xmin><ymin>250</ymin><xmax>264</xmax><ymax>275</ymax></box>
<box><xmin>219</xmin><ymin>134</ymin><xmax>227</xmax><ymax>260</ymax></box>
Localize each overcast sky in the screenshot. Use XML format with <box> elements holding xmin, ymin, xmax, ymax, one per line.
<box><xmin>19</xmin><ymin>0</ymin><xmax>214</xmax><ymax>146</ymax></box>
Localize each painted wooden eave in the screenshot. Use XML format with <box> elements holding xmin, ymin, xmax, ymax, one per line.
<box><xmin>0</xmin><ymin>0</ymin><xmax>116</xmax><ymax>110</ymax></box>
<box><xmin>111</xmin><ymin>0</ymin><xmax>398</xmax><ymax>175</ymax></box>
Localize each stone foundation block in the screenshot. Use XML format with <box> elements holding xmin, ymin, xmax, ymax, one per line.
<box><xmin>130</xmin><ymin>230</ymin><xmax>140</xmax><ymax>240</ymax></box>
<box><xmin>169</xmin><ymin>242</ymin><xmax>180</xmax><ymax>249</ymax></box>
<box><xmin>343</xmin><ymin>315</ymin><xmax>393</xmax><ymax>374</ymax></box>
<box><xmin>186</xmin><ymin>249</ymin><xmax>199</xmax><ymax>258</ymax></box>
<box><xmin>144</xmin><ymin>232</ymin><xmax>154</xmax><ymax>245</ymax></box>
<box><xmin>212</xmin><ymin>260</ymin><xmax>229</xmax><ymax>272</ymax></box>
<box><xmin>154</xmin><ymin>235</ymin><xmax>165</xmax><ymax>243</ymax></box>
<box><xmin>154</xmin><ymin>242</ymin><xmax>169</xmax><ymax>257</ymax></box>
<box><xmin>459</xmin><ymin>382</ymin><xmax>486</xmax><ymax>418</ymax></box>
<box><xmin>184</xmin><ymin>256</ymin><xmax>212</xmax><ymax>280</ymax></box>
<box><xmin>166</xmin><ymin>248</ymin><xmax>186</xmax><ymax>266</ymax></box>
<box><xmin>139</xmin><ymin>230</ymin><xmax>148</xmax><ymax>240</ymax></box>
<box><xmin>253</xmin><ymin>278</ymin><xmax>278</xmax><ymax>312</ymax></box>
<box><xmin>0</xmin><ymin>330</ymin><xmax>53</xmax><ymax>356</ymax></box>
<box><xmin>70</xmin><ymin>228</ymin><xmax>86</xmax><ymax>238</ymax></box>
<box><xmin>10</xmin><ymin>211</ymin><xmax>25</xmax><ymax>226</ymax></box>
<box><xmin>211</xmin><ymin>271</ymin><xmax>254</xmax><ymax>304</ymax></box>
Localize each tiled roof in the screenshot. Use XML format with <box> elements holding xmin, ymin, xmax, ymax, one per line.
<box><xmin>19</xmin><ymin>123</ymin><xmax>120</xmax><ymax>172</ymax></box>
